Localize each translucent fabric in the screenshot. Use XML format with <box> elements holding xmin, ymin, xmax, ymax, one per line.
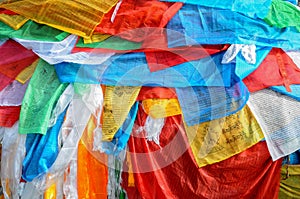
<box><xmin>83</xmin><ymin>33</ymin><xmax>111</xmax><ymax>44</ymax></box>
<box><xmin>285</xmin><ymin>50</ymin><xmax>300</xmax><ymax>69</ymax></box>
<box><xmin>15</xmin><ymin>59</ymin><xmax>39</xmax><ymax>84</ymax></box>
<box><xmin>102</xmin><ymin>102</ymin><xmax>139</xmax><ymax>155</ymax></box>
<box><xmin>54</xmin><ymin>52</ymin><xmax>232</xmax><ymax>87</ymax></box>
<box><xmin>176</xmin><ymin>75</ymin><xmax>249</xmax><ymax>126</ymax></box>
<box><xmin>243</xmin><ymin>48</ymin><xmax>300</xmax><ymax>92</ymax></box>
<box><xmin>0</xmin><ymin>0</ymin><xmax>118</xmax><ymax>38</ymax></box>
<box><xmin>14</xmin><ymin>34</ymin><xmax>78</xmax><ymax>58</ymax></box>
<box><xmin>166</xmin><ymin>4</ymin><xmax>300</xmax><ymax>50</ymax></box>
<box><xmin>0</xmin><ymin>106</ymin><xmax>20</xmax><ymax>127</ymax></box>
<box><xmin>145</xmin><ymin>44</ymin><xmax>229</xmax><ymax>72</ymax></box>
<box><xmin>48</xmin><ymin>84</ymin><xmax>74</xmax><ymax>128</ymax></box>
<box><xmin>124</xmin><ymin>107</ymin><xmax>282</xmax><ymax>199</ymax></box>
<box><xmin>29</xmin><ymin>94</ymin><xmax>92</xmax><ymax>193</ymax></box>
<box><xmin>235</xmin><ymin>46</ymin><xmax>272</xmax><ymax>79</ymax></box>
<box><xmin>184</xmin><ymin>105</ymin><xmax>264</xmax><ymax>167</ymax></box>
<box><xmin>0</xmin><ymin>13</ymin><xmax>28</xmax><ymax>30</ymax></box>
<box><xmin>94</xmin><ymin>0</ymin><xmax>182</xmax><ymax>42</ymax></box>
<box><xmin>143</xmin><ymin>116</ymin><xmax>165</xmax><ymax>146</ymax></box>
<box><xmin>102</xmin><ymin>86</ymin><xmax>140</xmax><ymax>141</ymax></box>
<box><xmin>222</xmin><ymin>44</ymin><xmax>256</xmax><ymax>65</ymax></box>
<box><xmin>77</xmin><ymin>116</ymin><xmax>108</xmax><ymax>199</ymax></box>
<box><xmin>15</xmin><ymin>35</ymin><xmax>114</xmax><ymax>65</ymax></box>
<box><xmin>74</xmin><ymin>36</ymin><xmax>142</xmax><ymax>52</ymax></box>
<box><xmin>142</xmin><ymin>98</ymin><xmax>181</xmax><ymax>118</ymax></box>
<box><xmin>63</xmin><ymin>150</ymin><xmax>78</xmax><ymax>199</ymax></box>
<box><xmin>44</xmin><ymin>182</ymin><xmax>56</xmax><ymax>199</ymax></box>
<box><xmin>264</xmin><ymin>0</ymin><xmax>300</xmax><ymax>32</ymax></box>
<box><xmin>0</xmin><ymin>20</ymin><xmax>68</xmax><ymax>41</ymax></box>
<box><xmin>0</xmin><ymin>39</ymin><xmax>38</xmax><ymax>79</ymax></box>
<box><xmin>0</xmin><ymin>80</ymin><xmax>29</xmax><ymax>106</ymax></box>
<box><xmin>0</xmin><ymin>72</ymin><xmax>13</xmax><ymax>91</ymax></box>
<box><xmin>271</xmin><ymin>85</ymin><xmax>300</xmax><ymax>101</ymax></box>
<box><xmin>160</xmin><ymin>0</ymin><xmax>272</xmax><ymax>19</ymax></box>
<box><xmin>248</xmin><ymin>89</ymin><xmax>300</xmax><ymax>160</ymax></box>
<box><xmin>137</xmin><ymin>87</ymin><xmax>177</xmax><ymax>101</ymax></box>
<box><xmin>22</xmin><ymin>108</ymin><xmax>67</xmax><ymax>182</ymax></box>
<box><xmin>107</xmin><ymin>154</ymin><xmax>127</xmax><ymax>199</ymax></box>
<box><xmin>279</xmin><ymin>165</ymin><xmax>300</xmax><ymax>198</ymax></box>
<box><xmin>1</xmin><ymin>122</ymin><xmax>26</xmax><ymax>199</ymax></box>
<box><xmin>19</xmin><ymin>59</ymin><xmax>68</xmax><ymax>134</ymax></box>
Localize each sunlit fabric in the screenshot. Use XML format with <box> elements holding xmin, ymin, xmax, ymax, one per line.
<box><xmin>122</xmin><ymin>106</ymin><xmax>282</xmax><ymax>198</ymax></box>
<box><xmin>1</xmin><ymin>122</ymin><xmax>26</xmax><ymax>199</ymax></box>
<box><xmin>264</xmin><ymin>0</ymin><xmax>300</xmax><ymax>32</ymax></box>
<box><xmin>0</xmin><ymin>0</ymin><xmax>119</xmax><ymax>38</ymax></box>
<box><xmin>22</xmin><ymin>109</ymin><xmax>67</xmax><ymax>182</ymax></box>
<box><xmin>83</xmin><ymin>33</ymin><xmax>111</xmax><ymax>44</ymax></box>
<box><xmin>248</xmin><ymin>89</ymin><xmax>300</xmax><ymax>160</ymax></box>
<box><xmin>74</xmin><ymin>36</ymin><xmax>142</xmax><ymax>52</ymax></box>
<box><xmin>137</xmin><ymin>87</ymin><xmax>177</xmax><ymax>101</ymax></box>
<box><xmin>19</xmin><ymin>60</ymin><xmax>68</xmax><ymax>134</ymax></box>
<box><xmin>0</xmin><ymin>39</ymin><xmax>38</xmax><ymax>79</ymax></box>
<box><xmin>160</xmin><ymin>0</ymin><xmax>272</xmax><ymax>19</ymax></box>
<box><xmin>0</xmin><ymin>106</ymin><xmax>20</xmax><ymax>127</ymax></box>
<box><xmin>176</xmin><ymin>73</ymin><xmax>249</xmax><ymax>126</ymax></box>
<box><xmin>0</xmin><ymin>14</ymin><xmax>28</xmax><ymax>30</ymax></box>
<box><xmin>15</xmin><ymin>59</ymin><xmax>39</xmax><ymax>84</ymax></box>
<box><xmin>142</xmin><ymin>98</ymin><xmax>181</xmax><ymax>118</ymax></box>
<box><xmin>184</xmin><ymin>105</ymin><xmax>264</xmax><ymax>167</ymax></box>
<box><xmin>0</xmin><ymin>80</ymin><xmax>29</xmax><ymax>106</ymax></box>
<box><xmin>94</xmin><ymin>0</ymin><xmax>182</xmax><ymax>42</ymax></box>
<box><xmin>235</xmin><ymin>46</ymin><xmax>272</xmax><ymax>79</ymax></box>
<box><xmin>166</xmin><ymin>4</ymin><xmax>300</xmax><ymax>50</ymax></box>
<box><xmin>271</xmin><ymin>85</ymin><xmax>300</xmax><ymax>101</ymax></box>
<box><xmin>77</xmin><ymin>116</ymin><xmax>108</xmax><ymax>199</ymax></box>
<box><xmin>102</xmin><ymin>102</ymin><xmax>139</xmax><ymax>155</ymax></box>
<box><xmin>243</xmin><ymin>48</ymin><xmax>300</xmax><ymax>92</ymax></box>
<box><xmin>0</xmin><ymin>20</ymin><xmax>68</xmax><ymax>41</ymax></box>
<box><xmin>0</xmin><ymin>73</ymin><xmax>13</xmax><ymax>91</ymax></box>
<box><xmin>54</xmin><ymin>52</ymin><xmax>232</xmax><ymax>87</ymax></box>
<box><xmin>145</xmin><ymin>45</ymin><xmax>228</xmax><ymax>72</ymax></box>
<box><xmin>44</xmin><ymin>182</ymin><xmax>56</xmax><ymax>199</ymax></box>
<box><xmin>102</xmin><ymin>86</ymin><xmax>140</xmax><ymax>141</ymax></box>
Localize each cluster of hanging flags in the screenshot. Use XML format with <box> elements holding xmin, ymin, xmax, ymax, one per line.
<box><xmin>0</xmin><ymin>0</ymin><xmax>299</xmax><ymax>198</ymax></box>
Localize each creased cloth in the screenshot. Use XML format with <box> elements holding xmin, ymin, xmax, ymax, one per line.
<box><xmin>0</xmin><ymin>80</ymin><xmax>29</xmax><ymax>106</ymax></box>
<box><xmin>248</xmin><ymin>89</ymin><xmax>300</xmax><ymax>160</ymax></box>
<box><xmin>166</xmin><ymin>4</ymin><xmax>300</xmax><ymax>50</ymax></box>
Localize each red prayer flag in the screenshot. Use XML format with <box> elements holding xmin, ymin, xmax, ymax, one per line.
<box><xmin>243</xmin><ymin>48</ymin><xmax>300</xmax><ymax>92</ymax></box>
<box><xmin>122</xmin><ymin>106</ymin><xmax>282</xmax><ymax>199</ymax></box>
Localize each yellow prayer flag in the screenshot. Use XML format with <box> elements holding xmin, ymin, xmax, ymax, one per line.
<box><xmin>102</xmin><ymin>86</ymin><xmax>141</xmax><ymax>141</ymax></box>
<box><xmin>0</xmin><ymin>0</ymin><xmax>118</xmax><ymax>38</ymax></box>
<box><xmin>0</xmin><ymin>14</ymin><xmax>28</xmax><ymax>30</ymax></box>
<box><xmin>184</xmin><ymin>105</ymin><xmax>264</xmax><ymax>167</ymax></box>
<box><xmin>44</xmin><ymin>182</ymin><xmax>56</xmax><ymax>199</ymax></box>
<box><xmin>279</xmin><ymin>165</ymin><xmax>300</xmax><ymax>199</ymax></box>
<box><xmin>83</xmin><ymin>34</ymin><xmax>111</xmax><ymax>44</ymax></box>
<box><xmin>15</xmin><ymin>59</ymin><xmax>39</xmax><ymax>84</ymax></box>
<box><xmin>142</xmin><ymin>98</ymin><xmax>182</xmax><ymax>118</ymax></box>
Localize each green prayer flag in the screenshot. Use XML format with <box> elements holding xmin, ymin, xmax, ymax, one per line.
<box><xmin>19</xmin><ymin>59</ymin><xmax>68</xmax><ymax>134</ymax></box>
<box><xmin>76</xmin><ymin>36</ymin><xmax>142</xmax><ymax>51</ymax></box>
<box><xmin>0</xmin><ymin>20</ymin><xmax>69</xmax><ymax>41</ymax></box>
<box><xmin>264</xmin><ymin>0</ymin><xmax>300</xmax><ymax>32</ymax></box>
